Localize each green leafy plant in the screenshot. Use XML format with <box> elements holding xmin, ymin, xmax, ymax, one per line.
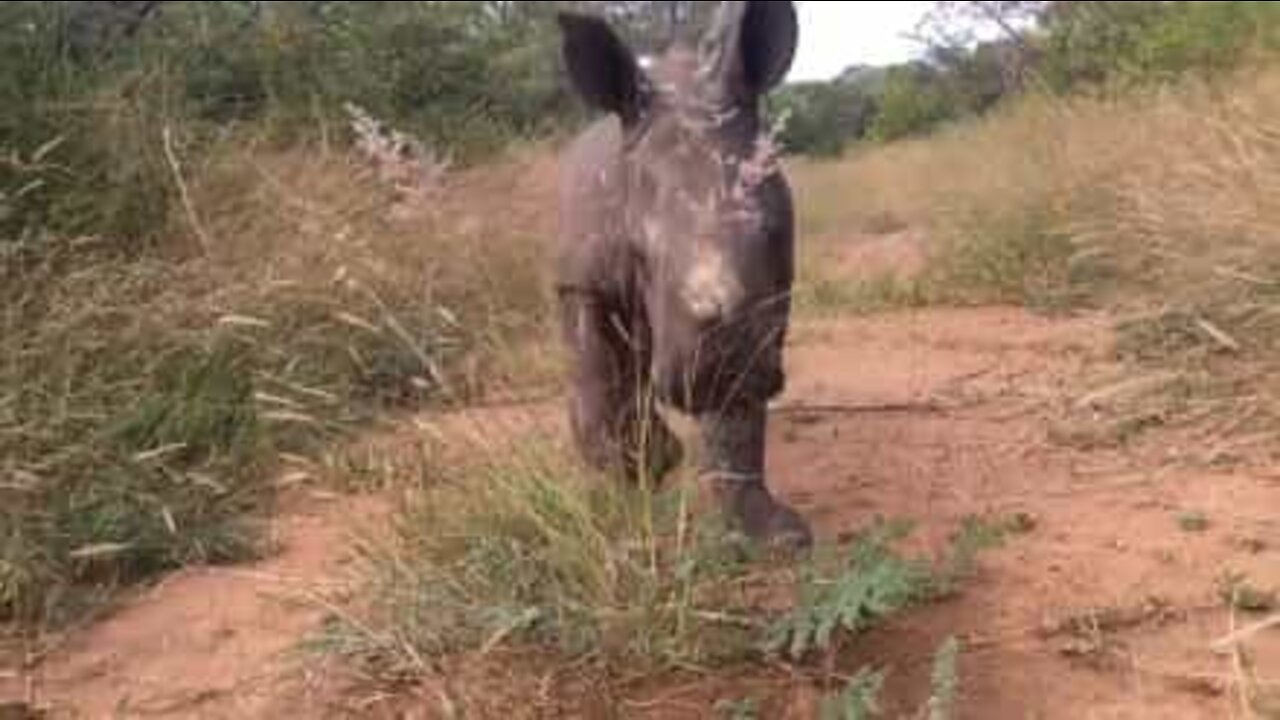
<box><xmin>764</xmin><ymin>520</ymin><xmax>934</xmax><ymax>661</ymax></box>
<box><xmin>763</xmin><ymin>515</ymin><xmax>1006</xmax><ymax>663</ymax></box>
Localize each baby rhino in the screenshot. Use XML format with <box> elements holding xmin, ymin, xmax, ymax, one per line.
<box><xmin>554</xmin><ymin>0</ymin><xmax>811</xmax><ymax>549</ymax></box>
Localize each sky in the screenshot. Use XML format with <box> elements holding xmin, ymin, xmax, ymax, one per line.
<box><xmin>788</xmin><ymin>1</ymin><xmax>936</xmax><ymax>82</ymax></box>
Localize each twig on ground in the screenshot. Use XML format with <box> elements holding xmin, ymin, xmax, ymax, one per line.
<box><xmin>1224</xmin><ymin>597</ymin><xmax>1261</xmax><ymax>719</ymax></box>
<box><xmin>162</xmin><ymin>125</ymin><xmax>212</xmax><ymax>256</ymax></box>
<box><xmin>1213</xmin><ymin>614</ymin><xmax>1280</xmax><ymax>655</ymax></box>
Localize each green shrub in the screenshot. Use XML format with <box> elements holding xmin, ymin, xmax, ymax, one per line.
<box><xmin>869</xmin><ymin>66</ymin><xmax>959</xmax><ymax>142</ymax></box>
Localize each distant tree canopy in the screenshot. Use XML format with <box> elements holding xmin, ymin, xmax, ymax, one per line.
<box><xmin>4</xmin><ymin>1</ymin><xmax>1280</xmax><ymax>243</ymax></box>
<box><xmin>768</xmin><ymin>75</ymin><xmax>879</xmax><ymax>158</ymax></box>
<box><xmin>771</xmin><ymin>0</ymin><xmax>1280</xmax><ymax>156</ymax></box>
<box><xmin>0</xmin><ymin>1</ymin><xmax>747</xmax><ymax>243</ymax></box>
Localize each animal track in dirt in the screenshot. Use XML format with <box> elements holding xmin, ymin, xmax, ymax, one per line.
<box><xmin>11</xmin><ymin>240</ymin><xmax>1280</xmax><ymax>719</ymax></box>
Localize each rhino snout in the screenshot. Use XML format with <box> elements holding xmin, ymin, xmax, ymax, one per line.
<box><xmin>680</xmin><ymin>245</ymin><xmax>744</xmax><ymax>324</ymax></box>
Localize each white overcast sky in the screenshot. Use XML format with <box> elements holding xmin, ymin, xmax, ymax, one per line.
<box><xmin>788</xmin><ymin>1</ymin><xmax>936</xmax><ymax>81</ymax></box>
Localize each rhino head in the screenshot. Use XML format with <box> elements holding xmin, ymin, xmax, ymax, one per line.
<box><xmin>557</xmin><ymin>1</ymin><xmax>798</xmax><ymax>410</ymax></box>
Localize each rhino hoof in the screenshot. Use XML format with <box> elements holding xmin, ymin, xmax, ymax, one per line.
<box><xmin>717</xmin><ymin>483</ymin><xmax>813</xmax><ymax>553</ymax></box>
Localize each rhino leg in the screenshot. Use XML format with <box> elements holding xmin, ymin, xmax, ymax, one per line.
<box><xmin>560</xmin><ymin>295</ymin><xmax>683</xmax><ymax>485</ymax></box>
<box><xmin>698</xmin><ymin>402</ymin><xmax>812</xmax><ymax>551</ymax></box>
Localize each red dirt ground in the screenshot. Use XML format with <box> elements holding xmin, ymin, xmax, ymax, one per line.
<box><xmin>8</xmin><ymin>235</ymin><xmax>1279</xmax><ymax>719</ymax></box>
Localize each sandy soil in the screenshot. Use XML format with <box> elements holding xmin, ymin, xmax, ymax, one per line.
<box><xmin>11</xmin><ymin>233</ymin><xmax>1279</xmax><ymax>719</ymax></box>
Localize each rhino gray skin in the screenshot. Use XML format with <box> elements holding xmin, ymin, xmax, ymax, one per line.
<box><xmin>554</xmin><ymin>0</ymin><xmax>811</xmax><ymax>549</ymax></box>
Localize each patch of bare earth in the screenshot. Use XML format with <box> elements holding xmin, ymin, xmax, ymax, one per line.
<box><xmin>769</xmin><ymin>308</ymin><xmax>1278</xmax><ymax>720</ymax></box>
<box><xmin>4</xmin><ymin>493</ymin><xmax>388</xmax><ymax>719</ymax></box>
<box><xmin>11</xmin><ymin>231</ymin><xmax>1279</xmax><ymax>718</ymax></box>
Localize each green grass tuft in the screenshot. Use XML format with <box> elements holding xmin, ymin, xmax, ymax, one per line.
<box><xmin>317</xmin><ymin>436</ymin><xmax>763</xmax><ymax>674</ymax></box>
<box><xmin>317</xmin><ymin>441</ymin><xmax>1000</xmax><ymax>699</ymax></box>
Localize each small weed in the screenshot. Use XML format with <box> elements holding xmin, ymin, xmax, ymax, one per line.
<box><xmin>820</xmin><ymin>667</ymin><xmax>885</xmax><ymax>720</ymax></box>
<box><xmin>815</xmin><ymin>636</ymin><xmax>962</xmax><ymax>720</ymax></box>
<box><xmin>1218</xmin><ymin>572</ymin><xmax>1278</xmax><ymax>614</ymax></box>
<box><xmin>933</xmin><ymin>513</ymin><xmax>1025</xmax><ymax>595</ymax></box>
<box><xmin>715</xmin><ymin>697</ymin><xmax>761</xmax><ymax>720</ymax></box>
<box><xmin>765</xmin><ymin>516</ymin><xmax>999</xmax><ymax>662</ymax></box>
<box><xmin>1177</xmin><ymin>511</ymin><xmax>1211</xmax><ymax>533</ymax></box>
<box><xmin>765</xmin><ymin>520</ymin><xmax>935</xmax><ymax>662</ymax></box>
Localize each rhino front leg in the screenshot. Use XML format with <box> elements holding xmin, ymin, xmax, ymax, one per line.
<box><xmin>699</xmin><ymin>402</ymin><xmax>812</xmax><ymax>550</ymax></box>
<box><xmin>561</xmin><ymin>295</ymin><xmax>683</xmax><ymax>485</ymax></box>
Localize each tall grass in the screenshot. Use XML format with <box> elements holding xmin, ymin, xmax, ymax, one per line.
<box><xmin>0</xmin><ymin>0</ymin><xmax>578</xmax><ymax>630</ymax></box>
<box><xmin>1</xmin><ymin>127</ymin><xmax>559</xmax><ymax>627</ymax></box>
<box><xmin>791</xmin><ymin>63</ymin><xmax>1280</xmax><ymax>442</ymax></box>
<box><xmin>797</xmin><ymin>63</ymin><xmax>1280</xmax><ymax>303</ymax></box>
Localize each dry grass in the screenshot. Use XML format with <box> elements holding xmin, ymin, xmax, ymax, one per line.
<box><xmin>307</xmin><ymin>409</ymin><xmax>1003</xmax><ymax>714</ymax></box>
<box><xmin>188</xmin><ymin>134</ymin><xmax>562</xmax><ymax>405</ymax></box>
<box><xmin>790</xmin><ymin>94</ymin><xmax>1109</xmax><ymax>312</ymax></box>
<box><xmin>318</xmin><ymin>432</ymin><xmax>768</xmax><ymax>676</ymax></box>
<box><xmin>789</xmin><ymin>63</ymin><xmax>1280</xmax><ymax>452</ymax></box>
<box><xmin>1</xmin><ymin>126</ymin><xmax>561</xmax><ymax>627</ymax></box>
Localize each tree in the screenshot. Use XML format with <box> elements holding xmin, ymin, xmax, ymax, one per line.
<box><xmin>868</xmin><ymin>63</ymin><xmax>958</xmax><ymax>142</ymax></box>
<box><xmin>913</xmin><ymin>1</ymin><xmax>1051</xmax><ymax>91</ymax></box>
<box><xmin>926</xmin><ymin>38</ymin><xmax>1025</xmax><ymax>114</ymax></box>
<box><xmin>770</xmin><ymin>78</ymin><xmax>878</xmax><ymax>157</ymax></box>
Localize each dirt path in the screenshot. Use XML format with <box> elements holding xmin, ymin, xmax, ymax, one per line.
<box><xmin>14</xmin><ymin>495</ymin><xmax>389</xmax><ymax>719</ymax></box>
<box><xmin>15</xmin><ymin>242</ymin><xmax>1280</xmax><ymax>718</ymax></box>
<box><xmin>766</xmin><ymin>309</ymin><xmax>1279</xmax><ymax>719</ymax></box>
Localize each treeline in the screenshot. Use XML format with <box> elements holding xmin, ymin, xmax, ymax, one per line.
<box><xmin>0</xmin><ymin>1</ymin><xmax>719</xmax><ymax>249</ymax></box>
<box><xmin>4</xmin><ymin>1</ymin><xmax>1280</xmax><ymax>248</ymax></box>
<box><xmin>772</xmin><ymin>1</ymin><xmax>1280</xmax><ymax>156</ymax></box>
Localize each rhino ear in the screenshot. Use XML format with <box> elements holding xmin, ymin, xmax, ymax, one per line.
<box><xmin>701</xmin><ymin>0</ymin><xmax>798</xmax><ymax>101</ymax></box>
<box><xmin>557</xmin><ymin>12</ymin><xmax>647</xmax><ymax>125</ymax></box>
